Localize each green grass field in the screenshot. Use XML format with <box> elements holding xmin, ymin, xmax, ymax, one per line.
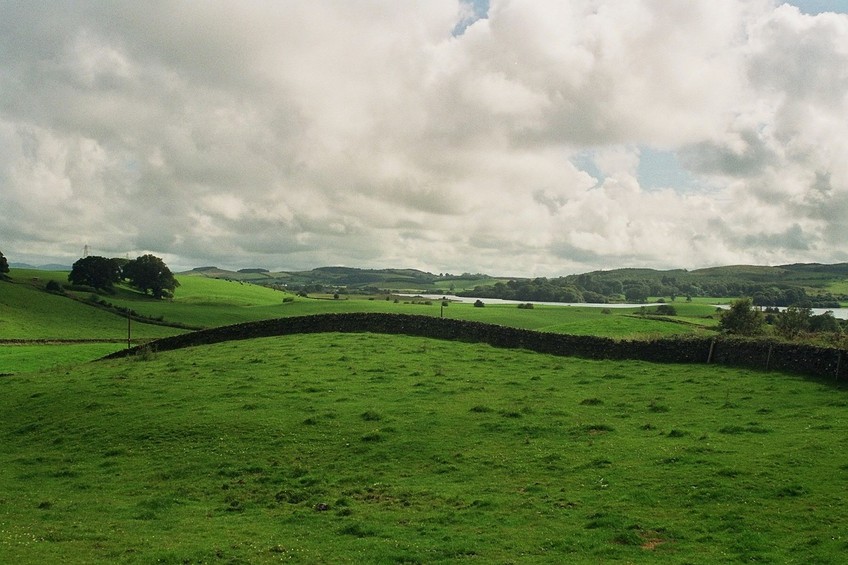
<box><xmin>109</xmin><ymin>276</ymin><xmax>721</xmax><ymax>336</ymax></box>
<box><xmin>0</xmin><ymin>270</ymin><xmax>724</xmax><ymax>372</ymax></box>
<box><xmin>2</xmin><ymin>268</ymin><xmax>848</xmax><ymax>563</ymax></box>
<box><xmin>0</xmin><ymin>277</ymin><xmax>182</xmax><ymax>341</ymax></box>
<box><xmin>1</xmin><ymin>333</ymin><xmax>846</xmax><ymax>563</ymax></box>
<box><xmin>0</xmin><ymin>343</ymin><xmax>127</xmax><ymax>373</ymax></box>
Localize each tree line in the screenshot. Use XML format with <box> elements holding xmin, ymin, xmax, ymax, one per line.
<box><xmin>459</xmin><ymin>273</ymin><xmax>843</xmax><ymax>307</ymax></box>
<box><xmin>68</xmin><ymin>254</ymin><xmax>179</xmax><ymax>299</ymax></box>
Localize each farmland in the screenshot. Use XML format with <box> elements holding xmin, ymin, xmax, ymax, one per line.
<box><xmin>1</xmin><ymin>267</ymin><xmax>847</xmax><ymax>563</ymax></box>
<box><xmin>2</xmin><ymin>269</ymin><xmax>720</xmax><ymax>371</ymax></box>
<box><xmin>2</xmin><ymin>333</ymin><xmax>848</xmax><ymax>563</ymax></box>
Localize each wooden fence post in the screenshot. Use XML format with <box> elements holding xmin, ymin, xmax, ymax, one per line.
<box><xmin>707</xmin><ymin>339</ymin><xmax>716</xmax><ymax>364</ymax></box>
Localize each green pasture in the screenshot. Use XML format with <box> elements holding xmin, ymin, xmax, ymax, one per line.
<box><xmin>40</xmin><ymin>271</ymin><xmax>721</xmax><ymax>338</ymax></box>
<box><xmin>0</xmin><ymin>343</ymin><xmax>126</xmax><ymax>373</ymax></box>
<box><xmin>1</xmin><ymin>333</ymin><xmax>846</xmax><ymax>563</ymax></box>
<box><xmin>826</xmin><ymin>279</ymin><xmax>848</xmax><ymax>297</ymax></box>
<box><xmin>440</xmin><ymin>304</ymin><xmax>714</xmax><ymax>338</ymax></box>
<box><xmin>0</xmin><ymin>277</ymin><xmax>181</xmax><ymax>341</ymax></box>
<box><xmin>2</xmin><ymin>270</ymin><xmax>725</xmax><ymax>372</ymax></box>
<box><xmin>92</xmin><ymin>275</ymin><xmax>296</xmax><ymax>329</ymax></box>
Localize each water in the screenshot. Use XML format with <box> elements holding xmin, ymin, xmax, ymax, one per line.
<box><xmin>714</xmin><ymin>304</ymin><xmax>848</xmax><ymax>320</ymax></box>
<box><xmin>399</xmin><ymin>294</ymin><xmax>664</xmax><ymax>309</ymax></box>
<box><xmin>401</xmin><ymin>294</ymin><xmax>848</xmax><ymax>319</ymax></box>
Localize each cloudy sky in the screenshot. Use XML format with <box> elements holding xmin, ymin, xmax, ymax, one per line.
<box><xmin>2</xmin><ymin>1</ymin><xmax>848</xmax><ymax>275</ymax></box>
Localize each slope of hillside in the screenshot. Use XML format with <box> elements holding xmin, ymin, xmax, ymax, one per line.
<box><xmin>0</xmin><ymin>277</ymin><xmax>180</xmax><ymax>341</ymax></box>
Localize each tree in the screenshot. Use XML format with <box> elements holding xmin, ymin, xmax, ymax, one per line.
<box><xmin>68</xmin><ymin>256</ymin><xmax>123</xmax><ymax>291</ymax></box>
<box><xmin>718</xmin><ymin>298</ymin><xmax>765</xmax><ymax>336</ymax></box>
<box><xmin>809</xmin><ymin>311</ymin><xmax>841</xmax><ymax>334</ymax></box>
<box><xmin>624</xmin><ymin>283</ymin><xmax>650</xmax><ymax>303</ymax></box>
<box><xmin>123</xmin><ymin>254</ymin><xmax>179</xmax><ymax>299</ymax></box>
<box><xmin>0</xmin><ymin>250</ymin><xmax>8</xmax><ymax>276</ymax></box>
<box><xmin>775</xmin><ymin>306</ymin><xmax>811</xmax><ymax>339</ymax></box>
<box><xmin>655</xmin><ymin>304</ymin><xmax>677</xmax><ymax>316</ymax></box>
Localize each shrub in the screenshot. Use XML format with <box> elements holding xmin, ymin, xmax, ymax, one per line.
<box><xmin>655</xmin><ymin>304</ymin><xmax>677</xmax><ymax>316</ymax></box>
<box><xmin>473</xmin><ymin>300</ymin><xmax>485</xmax><ymax>308</ymax></box>
<box><xmin>718</xmin><ymin>298</ymin><xmax>765</xmax><ymax>336</ymax></box>
<box><xmin>134</xmin><ymin>345</ymin><xmax>157</xmax><ymax>362</ymax></box>
<box><xmin>775</xmin><ymin>306</ymin><xmax>811</xmax><ymax>339</ymax></box>
<box><xmin>45</xmin><ymin>280</ymin><xmax>63</xmax><ymax>293</ymax></box>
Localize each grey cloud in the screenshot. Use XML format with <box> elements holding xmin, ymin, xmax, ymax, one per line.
<box><xmin>739</xmin><ymin>223</ymin><xmax>813</xmax><ymax>252</ymax></box>
<box><xmin>679</xmin><ymin>130</ymin><xmax>777</xmax><ymax>178</ymax></box>
<box><xmin>2</xmin><ymin>2</ymin><xmax>848</xmax><ymax>276</ymax></box>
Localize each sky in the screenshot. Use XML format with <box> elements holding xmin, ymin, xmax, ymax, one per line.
<box><xmin>2</xmin><ymin>1</ymin><xmax>848</xmax><ymax>276</ymax></box>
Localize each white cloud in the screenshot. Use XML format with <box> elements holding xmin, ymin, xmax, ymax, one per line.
<box><xmin>1</xmin><ymin>1</ymin><xmax>848</xmax><ymax>275</ymax></box>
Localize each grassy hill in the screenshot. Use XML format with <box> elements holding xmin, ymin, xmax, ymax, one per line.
<box><xmin>2</xmin><ymin>268</ymin><xmax>720</xmax><ymax>372</ymax></box>
<box><xmin>1</xmin><ymin>333</ymin><xmax>846</xmax><ymax>563</ymax></box>
<box><xmin>0</xmin><ymin>274</ymin><xmax>186</xmax><ymax>371</ymax></box>
<box><xmin>183</xmin><ymin>265</ymin><xmax>501</xmax><ymax>293</ymax></box>
<box><xmin>0</xmin><ymin>275</ymin><xmax>179</xmax><ymax>342</ymax></box>
<box><xmin>82</xmin><ymin>277</ymin><xmax>721</xmax><ymax>339</ymax></box>
<box><xmin>2</xmin><ymin>263</ymin><xmax>847</xmax><ymax>562</ymax></box>
<box><xmin>579</xmin><ymin>263</ymin><xmax>848</xmax><ymax>299</ymax></box>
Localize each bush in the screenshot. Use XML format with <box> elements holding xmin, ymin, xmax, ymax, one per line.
<box><xmin>718</xmin><ymin>298</ymin><xmax>765</xmax><ymax>336</ymax></box>
<box><xmin>517</xmin><ymin>302</ymin><xmax>534</xmax><ymax>309</ymax></box>
<box><xmin>655</xmin><ymin>304</ymin><xmax>677</xmax><ymax>316</ymax></box>
<box><xmin>775</xmin><ymin>306</ymin><xmax>811</xmax><ymax>339</ymax></box>
<box><xmin>473</xmin><ymin>299</ymin><xmax>485</xmax><ymax>308</ymax></box>
<box><xmin>45</xmin><ymin>280</ymin><xmax>63</xmax><ymax>293</ymax></box>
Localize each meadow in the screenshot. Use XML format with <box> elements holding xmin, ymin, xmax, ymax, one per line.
<box><xmin>2</xmin><ymin>269</ymin><xmax>847</xmax><ymax>563</ymax></box>
<box><xmin>1</xmin><ymin>333</ymin><xmax>847</xmax><ymax>563</ymax></box>
<box><xmin>1</xmin><ymin>270</ymin><xmax>719</xmax><ymax>372</ymax></box>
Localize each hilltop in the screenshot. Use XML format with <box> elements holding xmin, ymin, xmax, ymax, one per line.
<box><xmin>181</xmin><ymin>265</ymin><xmax>497</xmax><ymax>294</ymax></box>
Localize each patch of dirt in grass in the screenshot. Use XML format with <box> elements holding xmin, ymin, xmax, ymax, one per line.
<box><xmin>640</xmin><ymin>531</ymin><xmax>668</xmax><ymax>550</ymax></box>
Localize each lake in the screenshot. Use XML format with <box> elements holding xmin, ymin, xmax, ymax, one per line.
<box><xmin>401</xmin><ymin>294</ymin><xmax>848</xmax><ymax>319</ymax></box>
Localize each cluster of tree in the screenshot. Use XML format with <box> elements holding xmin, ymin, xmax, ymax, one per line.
<box><xmin>750</xmin><ymin>287</ymin><xmax>840</xmax><ymax>308</ymax></box>
<box><xmin>0</xmin><ymin>249</ymin><xmax>9</xmax><ymax>278</ymax></box>
<box><xmin>461</xmin><ymin>278</ymin><xmax>589</xmax><ymax>303</ymax></box>
<box><xmin>460</xmin><ymin>271</ymin><xmax>843</xmax><ymax>307</ymax></box>
<box><xmin>718</xmin><ymin>298</ymin><xmax>845</xmax><ymax>339</ymax></box>
<box><xmin>68</xmin><ymin>254</ymin><xmax>179</xmax><ymax>299</ymax></box>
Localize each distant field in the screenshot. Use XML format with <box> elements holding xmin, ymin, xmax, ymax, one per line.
<box><xmin>1</xmin><ymin>333</ymin><xmax>846</xmax><ymax>563</ymax></box>
<box><xmin>93</xmin><ymin>275</ymin><xmax>295</xmax><ymax>328</ymax></box>
<box><xmin>51</xmin><ymin>272</ymin><xmax>720</xmax><ymax>338</ymax></box>
<box><xmin>826</xmin><ymin>280</ymin><xmax>848</xmax><ymax>296</ymax></box>
<box><xmin>2</xmin><ymin>270</ymin><xmax>723</xmax><ymax>372</ymax></box>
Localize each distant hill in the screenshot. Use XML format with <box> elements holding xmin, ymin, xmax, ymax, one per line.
<box><xmin>10</xmin><ymin>262</ymin><xmax>71</xmax><ymax>271</ymax></box>
<box><xmin>177</xmin><ymin>262</ymin><xmax>848</xmax><ymax>306</ymax></box>
<box><xmin>455</xmin><ymin>262</ymin><xmax>848</xmax><ymax>306</ymax></box>
<box><xmin>180</xmin><ymin>265</ymin><xmax>490</xmax><ymax>292</ymax></box>
<box><xmin>582</xmin><ymin>263</ymin><xmax>848</xmax><ymax>288</ymax></box>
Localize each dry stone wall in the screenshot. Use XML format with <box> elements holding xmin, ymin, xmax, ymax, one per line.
<box><xmin>102</xmin><ymin>313</ymin><xmax>847</xmax><ymax>382</ymax></box>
